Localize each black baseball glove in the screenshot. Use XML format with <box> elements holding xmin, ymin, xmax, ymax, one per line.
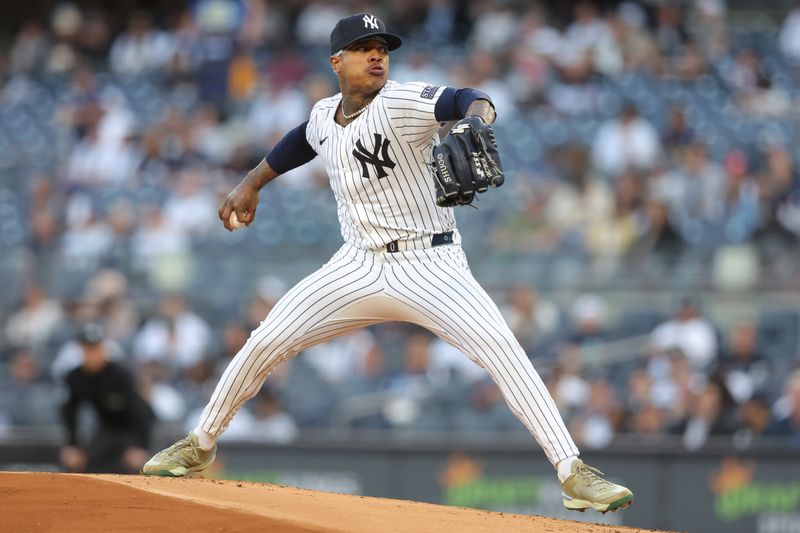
<box><xmin>431</xmin><ymin>116</ymin><xmax>504</xmax><ymax>208</ymax></box>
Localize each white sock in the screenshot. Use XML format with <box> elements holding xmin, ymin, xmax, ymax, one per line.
<box><xmin>557</xmin><ymin>456</ymin><xmax>579</xmax><ymax>483</ymax></box>
<box><xmin>191</xmin><ymin>427</ymin><xmax>216</xmax><ymax>451</ymax></box>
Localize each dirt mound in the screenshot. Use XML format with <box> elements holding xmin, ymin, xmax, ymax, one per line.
<box><xmin>0</xmin><ymin>472</ymin><xmax>658</xmax><ymax>532</ymax></box>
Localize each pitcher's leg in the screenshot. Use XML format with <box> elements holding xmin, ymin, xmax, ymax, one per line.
<box><xmin>197</xmin><ymin>256</ymin><xmax>383</xmax><ymax>439</ymax></box>
<box><xmin>385</xmin><ymin>258</ymin><xmax>579</xmax><ymax>467</ymax></box>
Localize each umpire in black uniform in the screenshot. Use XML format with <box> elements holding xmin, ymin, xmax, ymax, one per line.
<box><xmin>60</xmin><ymin>323</ymin><xmax>154</xmax><ymax>474</ymax></box>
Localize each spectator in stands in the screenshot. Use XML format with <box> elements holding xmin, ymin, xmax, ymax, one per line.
<box><xmin>719</xmin><ymin>46</ymin><xmax>790</xmax><ymax>117</ymax></box>
<box><xmin>629</xmin><ymin>196</ymin><xmax>683</xmax><ymax>266</ymax></box>
<box><xmin>162</xmin><ymin>167</ymin><xmax>219</xmax><ymax>235</ymax></box>
<box><xmin>9</xmin><ymin>21</ymin><xmax>50</xmax><ymax>74</ymax></box>
<box><xmin>721</xmin><ymin>48</ymin><xmax>790</xmax><ymax>116</ymax></box>
<box><xmin>248</xmin><ymin>80</ymin><xmax>311</xmax><ymax>147</ymax></box>
<box><xmin>55</xmin><ymin>66</ymin><xmax>101</xmax><ymax>139</ymax></box>
<box><xmin>569</xmin><ymin>377</ymin><xmax>620</xmax><ymax>449</ymax></box>
<box><xmin>109</xmin><ymin>12</ymin><xmax>175</xmax><ymax>74</ymax></box>
<box><xmin>65</xmin><ymin>122</ymin><xmax>141</xmax><ymax>187</ymax></box>
<box><xmin>491</xmin><ymin>186</ymin><xmax>554</xmax><ymax>252</ymax></box>
<box><xmin>1</xmin><ymin>348</ymin><xmax>56</xmax><ymax>426</ymax></box>
<box><xmin>104</xmin><ymin>199</ymin><xmax>136</xmax><ymax>269</ymax></box>
<box><xmin>740</xmin><ymin>75</ymin><xmax>791</xmax><ymax>118</ymax></box>
<box><xmin>389</xmin><ymin>333</ymin><xmax>436</xmax><ymax>397</ymax></box>
<box><xmin>561</xmin><ymin>1</ymin><xmax>609</xmax><ymax>69</ymax></box>
<box><xmin>758</xmin><ymin>143</ymin><xmax>800</xmax><ymax>242</ymax></box>
<box><xmin>457</xmin><ymin>49</ymin><xmax>515</xmax><ymax>121</ymax></box>
<box><xmin>60</xmin><ymin>194</ymin><xmax>113</xmax><ymax>269</ymax></box>
<box><xmin>130</xmin><ymin>204</ymin><xmax>191</xmax><ymax>277</ymax></box>
<box><xmin>626</xmin><ymin>367</ymin><xmax>654</xmax><ymax>413</ymax></box>
<box><xmin>628</xmin><ymin>402</ymin><xmax>667</xmax><ymax>437</ymax></box>
<box><xmin>469</xmin><ymin>0</ymin><xmax>518</xmax><ymax>54</ymax></box>
<box><xmin>614</xmin><ymin>2</ymin><xmax>659</xmax><ymax>72</ymax></box>
<box><xmin>568</xmin><ymin>293</ymin><xmax>610</xmax><ymax>346</ymax></box>
<box><xmin>586</xmin><ymin>170</ymin><xmax>642</xmax><ymax>267</ymax></box>
<box><xmin>60</xmin><ymin>323</ymin><xmax>154</xmax><ymax>473</ymax></box>
<box><xmin>661</xmin><ymin>105</ymin><xmax>694</xmax><ymax>152</ymax></box>
<box><xmin>506</xmin><ymin>9</ymin><xmax>558</xmax><ymax>106</ymax></box>
<box><xmin>420</xmin><ymin>0</ymin><xmax>458</xmax><ymax>46</ymax></box>
<box><xmin>295</xmin><ymin>1</ymin><xmax>348</xmax><ymax>47</ymax></box>
<box><xmin>46</xmin><ymin>3</ymin><xmax>82</xmax><ymax>74</ymax></box>
<box><xmin>716</xmin><ymin>150</ymin><xmax>761</xmax><ymax>243</ymax></box>
<box><xmin>73</xmin><ymin>10</ymin><xmax>111</xmax><ymax>68</ymax></box>
<box><xmin>662</xmin><ymin>142</ymin><xmax>726</xmax><ymax>245</ymax></box>
<box><xmin>671</xmin><ymin>383</ymin><xmax>733</xmax><ymax>450</ymax></box>
<box><xmin>384</xmin><ymin>332</ymin><xmax>453</xmax><ymax>431</ymax></box>
<box><xmin>83</xmin><ymin>269</ymin><xmax>139</xmax><ymax>343</ymax></box>
<box><xmin>591</xmin><ymin>104</ymin><xmax>662</xmax><ymax>178</ymax></box>
<box><xmin>133</xmin><ymin>292</ymin><xmax>212</xmax><ymax>374</ymax></box>
<box><xmin>544</xmin><ymin>144</ymin><xmax>614</xmax><ymax>251</ymax></box>
<box><xmin>655</xmin><ymin>349</ymin><xmax>696</xmax><ymax>425</ymax></box>
<box><xmin>717</xmin><ymin>320</ymin><xmax>770</xmax><ymax>404</ymax></box>
<box><xmin>650</xmin><ymin>297</ymin><xmax>718</xmax><ymax>371</ymax></box>
<box><xmin>653</xmin><ymin>1</ymin><xmax>688</xmax><ymax>59</ymax></box>
<box><xmin>690</xmin><ymin>0</ymin><xmax>728</xmax><ymax>58</ymax></box>
<box><xmin>4</xmin><ymin>280</ymin><xmax>64</xmax><ymax>351</ymax></box>
<box><xmin>27</xmin><ymin>175</ymin><xmax>62</xmax><ymax>257</ymax></box>
<box><xmin>189</xmin><ymin>105</ymin><xmax>239</xmax><ymax>165</ymax></box>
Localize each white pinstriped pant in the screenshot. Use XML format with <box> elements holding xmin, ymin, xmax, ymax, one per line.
<box><xmin>197</xmin><ymin>242</ymin><xmax>579</xmax><ymax>466</ymax></box>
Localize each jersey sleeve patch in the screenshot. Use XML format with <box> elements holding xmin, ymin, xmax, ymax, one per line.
<box><xmin>420</xmin><ymin>85</ymin><xmax>440</xmax><ymax>100</ymax></box>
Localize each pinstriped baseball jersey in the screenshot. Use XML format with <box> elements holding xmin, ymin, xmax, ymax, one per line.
<box><xmin>306</xmin><ymin>80</ymin><xmax>457</xmax><ymax>250</ymax></box>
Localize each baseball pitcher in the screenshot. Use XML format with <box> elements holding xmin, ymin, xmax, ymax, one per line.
<box><xmin>143</xmin><ymin>13</ymin><xmax>633</xmax><ymax>514</ymax></box>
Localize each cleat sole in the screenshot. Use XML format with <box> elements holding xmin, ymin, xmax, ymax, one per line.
<box><xmin>563</xmin><ymin>493</ymin><xmax>634</xmax><ymax>513</ymax></box>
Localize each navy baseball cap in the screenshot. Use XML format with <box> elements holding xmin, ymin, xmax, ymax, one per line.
<box><xmin>330</xmin><ymin>13</ymin><xmax>402</xmax><ymax>55</ymax></box>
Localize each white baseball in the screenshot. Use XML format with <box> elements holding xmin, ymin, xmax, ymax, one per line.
<box><xmin>229</xmin><ymin>211</ymin><xmax>245</xmax><ymax>230</ymax></box>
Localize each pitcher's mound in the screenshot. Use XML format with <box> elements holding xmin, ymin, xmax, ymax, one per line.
<box><xmin>0</xmin><ymin>471</ymin><xmax>658</xmax><ymax>532</ymax></box>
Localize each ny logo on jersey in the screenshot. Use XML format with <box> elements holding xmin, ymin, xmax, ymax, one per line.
<box><xmin>353</xmin><ymin>133</ymin><xmax>396</xmax><ymax>179</ymax></box>
<box><xmin>362</xmin><ymin>14</ymin><xmax>379</xmax><ymax>29</ymax></box>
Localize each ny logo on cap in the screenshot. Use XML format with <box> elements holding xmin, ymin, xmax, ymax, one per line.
<box><xmin>362</xmin><ymin>14</ymin><xmax>378</xmax><ymax>29</ymax></box>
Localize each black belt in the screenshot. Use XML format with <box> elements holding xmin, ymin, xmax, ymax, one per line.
<box><xmin>385</xmin><ymin>231</ymin><xmax>454</xmax><ymax>253</ymax></box>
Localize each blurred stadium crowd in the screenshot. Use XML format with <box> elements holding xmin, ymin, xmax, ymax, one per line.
<box><xmin>0</xmin><ymin>0</ymin><xmax>799</xmax><ymax>451</ymax></box>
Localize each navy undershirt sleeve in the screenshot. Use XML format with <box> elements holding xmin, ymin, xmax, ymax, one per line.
<box><xmin>434</xmin><ymin>87</ymin><xmax>494</xmax><ymax>122</ymax></box>
<box><xmin>265</xmin><ymin>121</ymin><xmax>318</xmax><ymax>175</ymax></box>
